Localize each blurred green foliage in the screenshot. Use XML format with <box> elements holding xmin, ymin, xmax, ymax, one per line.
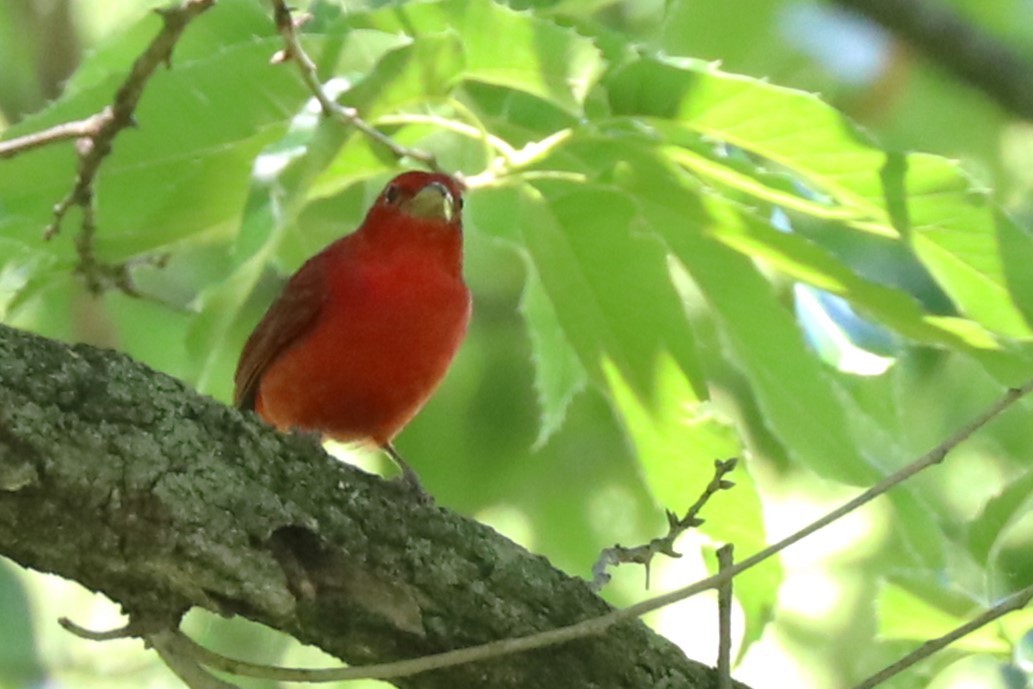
<box><xmin>3</xmin><ymin>1</ymin><xmax>1033</xmax><ymax>688</ymax></box>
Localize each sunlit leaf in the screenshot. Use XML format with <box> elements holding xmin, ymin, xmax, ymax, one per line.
<box><xmin>877</xmin><ymin>583</ymin><xmax>1007</xmax><ymax>652</ymax></box>
<box><xmin>350</xmin><ymin>0</ymin><xmax>605</xmax><ymax>114</ymax></box>
<box><xmin>604</xmin><ymin>354</ymin><xmax>778</xmax><ymax>653</ymax></box>
<box><xmin>520</xmin><ymin>267</ymin><xmax>587</xmax><ymax>447</ymax></box>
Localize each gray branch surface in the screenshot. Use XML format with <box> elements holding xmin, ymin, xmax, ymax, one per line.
<box><xmin>0</xmin><ymin>323</ymin><xmax>738</xmax><ymax>689</ymax></box>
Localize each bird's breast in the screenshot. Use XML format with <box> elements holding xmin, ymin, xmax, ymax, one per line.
<box><xmin>256</xmin><ymin>250</ymin><xmax>470</xmax><ymax>444</ymax></box>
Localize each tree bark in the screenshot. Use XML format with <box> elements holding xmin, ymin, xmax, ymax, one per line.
<box><xmin>0</xmin><ymin>322</ymin><xmax>742</xmax><ymax>689</ymax></box>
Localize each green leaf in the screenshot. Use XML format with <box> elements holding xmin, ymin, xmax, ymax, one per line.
<box><xmin>350</xmin><ymin>0</ymin><xmax>605</xmax><ymax>115</ymax></box>
<box><xmin>998</xmin><ymin>210</ymin><xmax>1033</xmax><ymax>329</ymax></box>
<box><xmin>0</xmin><ymin>240</ymin><xmax>58</xmax><ymax>322</ymax></box>
<box><xmin>904</xmin><ymin>155</ymin><xmax>1031</xmax><ymax>338</ymax></box>
<box><xmin>927</xmin><ymin>656</ymin><xmax>1026</xmax><ymax>689</ymax></box>
<box><xmin>605</xmin><ymin>56</ymin><xmax>1033</xmax><ymax>338</ymax></box>
<box><xmin>0</xmin><ymin>564</ymin><xmax>43</xmax><ymax>688</ymax></box>
<box><xmin>877</xmin><ymin>582</ymin><xmax>1007</xmax><ymax>652</ymax></box>
<box><xmin>604</xmin><ymin>354</ymin><xmax>778</xmax><ymax>654</ymax></box>
<box><xmin>520</xmin><ymin>267</ymin><xmax>587</xmax><ymax>447</ymax></box>
<box><xmin>967</xmin><ymin>469</ymin><xmax>1033</xmax><ymax>599</ymax></box>
<box><xmin>515</xmin><ymin>181</ymin><xmax>705</xmax><ymax>403</ymax></box>
<box><xmin>832</xmin><ymin>372</ymin><xmax>947</xmax><ymax>569</ymax></box>
<box><xmin>0</xmin><ymin>35</ymin><xmax>307</xmax><ymax>264</ymax></box>
<box><xmin>968</xmin><ymin>470</ymin><xmax>1033</xmax><ymax>565</ymax></box>
<box><xmin>186</xmin><ymin>197</ymin><xmax>280</xmax><ymax>399</ymax></box>
<box><xmin>614</xmin><ymin>156</ymin><xmax>875</xmax><ymax>484</ymax></box>
<box><xmin>338</xmin><ymin>32</ymin><xmax>464</xmax><ymax>118</ymax></box>
<box><xmin>709</xmin><ymin>207</ymin><xmax>1006</xmax><ymax>353</ymax></box>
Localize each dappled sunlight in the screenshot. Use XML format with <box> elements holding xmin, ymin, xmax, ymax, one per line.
<box><xmin>323</xmin><ymin>439</ymin><xmax>390</xmax><ymax>477</ymax></box>
<box><xmin>648</xmin><ymin>534</ymin><xmax>736</xmax><ymax>664</ymax></box>
<box><xmin>759</xmin><ymin>473</ymin><xmax>892</xmax><ymax>564</ymax></box>
<box><xmin>473</xmin><ymin>503</ymin><xmax>536</xmax><ymax>550</ymax></box>
<box><xmin>795</xmin><ymin>284</ymin><xmax>895</xmax><ymax>376</ymax></box>
<box><xmin>587</xmin><ymin>482</ymin><xmax>653</xmax><ymax>550</ymax></box>
<box><xmin>3</xmin><ymin>0</ymin><xmax>1032</xmax><ymax>684</ymax></box>
<box><xmin>252</xmin><ymin>77</ymin><xmax>353</xmax><ymax>182</ymax></box>
<box><xmin>13</xmin><ymin>565</ymin><xmax>163</xmax><ymax>688</ymax></box>
<box><xmin>737</xmin><ymin>627</ymin><xmax>836</xmax><ymax>689</ymax></box>
<box><xmin>937</xmin><ymin>445</ymin><xmax>1009</xmax><ymax>520</ymax></box>
<box><xmin>778</xmin><ymin>568</ymin><xmax>858</xmax><ymax>627</ymax></box>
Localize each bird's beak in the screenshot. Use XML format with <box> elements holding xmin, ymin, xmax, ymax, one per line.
<box><xmin>402</xmin><ymin>182</ymin><xmax>456</xmax><ymax>222</ymax></box>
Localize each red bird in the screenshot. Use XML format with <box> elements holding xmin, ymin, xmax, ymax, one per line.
<box><xmin>234</xmin><ymin>171</ymin><xmax>470</xmax><ymax>486</ymax></box>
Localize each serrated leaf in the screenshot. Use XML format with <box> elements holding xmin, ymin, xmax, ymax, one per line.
<box><xmin>520</xmin><ymin>267</ymin><xmax>587</xmax><ymax>447</ymax></box>
<box><xmin>968</xmin><ymin>470</ymin><xmax>1033</xmax><ymax>565</ymax></box>
<box><xmin>603</xmin><ymin>354</ymin><xmax>778</xmax><ymax>654</ymax></box>
<box><xmin>711</xmin><ymin>208</ymin><xmax>1006</xmax><ymax>352</ymax></box>
<box><xmin>966</xmin><ymin>470</ymin><xmax>1033</xmax><ymax>599</ymax></box>
<box><xmin>1</xmin><ymin>35</ymin><xmax>308</xmax><ymax>263</ymax></box>
<box><xmin>515</xmin><ymin>181</ymin><xmax>705</xmax><ymax>403</ymax></box>
<box><xmin>339</xmin><ymin>33</ymin><xmax>464</xmax><ymax>118</ymax></box>
<box><xmin>605</xmin><ymin>56</ymin><xmax>1033</xmax><ymax>338</ymax></box>
<box><xmin>905</xmin><ymin>155</ymin><xmax>1031</xmax><ymax>338</ymax></box>
<box><xmin>611</xmin><ymin>157</ymin><xmax>874</xmax><ymax>484</ymax></box>
<box><xmin>350</xmin><ymin>0</ymin><xmax>605</xmax><ymax>114</ymax></box>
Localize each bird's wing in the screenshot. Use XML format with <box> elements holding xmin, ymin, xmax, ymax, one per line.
<box><xmin>233</xmin><ymin>255</ymin><xmax>328</xmax><ymax>410</ymax></box>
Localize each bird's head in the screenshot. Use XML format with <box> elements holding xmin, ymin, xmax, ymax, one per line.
<box><xmin>374</xmin><ymin>171</ymin><xmax>465</xmax><ymax>225</ymax></box>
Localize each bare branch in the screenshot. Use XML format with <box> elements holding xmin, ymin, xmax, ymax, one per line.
<box><xmin>268</xmin><ymin>0</ymin><xmax>442</xmax><ymax>171</ymax></box>
<box><xmin>716</xmin><ymin>545</ymin><xmax>734</xmax><ymax>689</ymax></box>
<box><xmin>54</xmin><ymin>0</ymin><xmax>214</xmax><ymax>295</ymax></box>
<box><xmin>851</xmin><ymin>583</ymin><xmax>1033</xmax><ymax>689</ymax></box>
<box><xmin>0</xmin><ymin>113</ymin><xmax>107</xmax><ymax>160</ymax></box>
<box><xmin>0</xmin><ymin>322</ymin><xmax>726</xmax><ymax>689</ymax></box>
<box><xmin>150</xmin><ymin>631</ymin><xmax>242</xmax><ymax>689</ymax></box>
<box><xmin>151</xmin><ymin>367</ymin><xmax>1033</xmax><ymax>684</ymax></box>
<box><xmin>0</xmin><ymin>0</ymin><xmax>215</xmax><ymax>296</ymax></box>
<box><xmin>607</xmin><ymin>378</ymin><xmax>1033</xmax><ymax>624</ymax></box>
<box><xmin>591</xmin><ymin>458</ymin><xmax>738</xmax><ymax>590</ymax></box>
<box><xmin>58</xmin><ymin>617</ymin><xmax>137</xmax><ymax>642</ymax></box>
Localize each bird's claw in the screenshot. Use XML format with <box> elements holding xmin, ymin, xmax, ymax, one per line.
<box><xmin>386</xmin><ymin>444</ymin><xmax>435</xmax><ymax>505</ymax></box>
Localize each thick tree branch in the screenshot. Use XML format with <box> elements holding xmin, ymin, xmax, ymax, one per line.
<box><xmin>830</xmin><ymin>0</ymin><xmax>1033</xmax><ymax>120</ymax></box>
<box><xmin>0</xmin><ymin>322</ymin><xmax>738</xmax><ymax>689</ymax></box>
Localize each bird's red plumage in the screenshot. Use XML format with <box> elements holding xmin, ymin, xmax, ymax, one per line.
<box><xmin>234</xmin><ymin>171</ymin><xmax>470</xmax><ymax>446</ymax></box>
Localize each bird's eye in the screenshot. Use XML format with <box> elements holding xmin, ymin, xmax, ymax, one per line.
<box><xmin>383</xmin><ymin>185</ymin><xmax>402</xmax><ymax>205</ymax></box>
<box><xmin>456</xmin><ymin>196</ymin><xmax>464</xmax><ymax>210</ymax></box>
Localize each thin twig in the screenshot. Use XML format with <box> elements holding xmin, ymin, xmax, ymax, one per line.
<box><xmin>161</xmin><ymin>379</ymin><xmax>1033</xmax><ymax>684</ymax></box>
<box><xmin>0</xmin><ymin>0</ymin><xmax>216</xmax><ymax>294</ymax></box>
<box><xmin>58</xmin><ymin>616</ymin><xmax>137</xmax><ymax>642</ymax></box>
<box><xmin>46</xmin><ymin>0</ymin><xmax>215</xmax><ymax>234</ymax></box>
<box><xmin>268</xmin><ymin>0</ymin><xmax>441</xmax><ymax>170</ymax></box>
<box><xmin>716</xmin><ymin>545</ymin><xmax>734</xmax><ymax>689</ymax></box>
<box><xmin>47</xmin><ymin>0</ymin><xmax>214</xmax><ymax>294</ymax></box>
<box><xmin>0</xmin><ymin>113</ymin><xmax>108</xmax><ymax>160</ymax></box>
<box><xmin>591</xmin><ymin>458</ymin><xmax>738</xmax><ymax>590</ymax></box>
<box><xmin>851</xmin><ymin>583</ymin><xmax>1033</xmax><ymax>689</ymax></box>
<box><xmin>150</xmin><ymin>631</ymin><xmax>242</xmax><ymax>689</ymax></box>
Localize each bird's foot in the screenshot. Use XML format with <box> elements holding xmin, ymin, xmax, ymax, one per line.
<box><xmin>385</xmin><ymin>444</ymin><xmax>435</xmax><ymax>505</ymax></box>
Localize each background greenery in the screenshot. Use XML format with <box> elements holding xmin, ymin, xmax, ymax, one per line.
<box><xmin>3</xmin><ymin>0</ymin><xmax>1033</xmax><ymax>687</ymax></box>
